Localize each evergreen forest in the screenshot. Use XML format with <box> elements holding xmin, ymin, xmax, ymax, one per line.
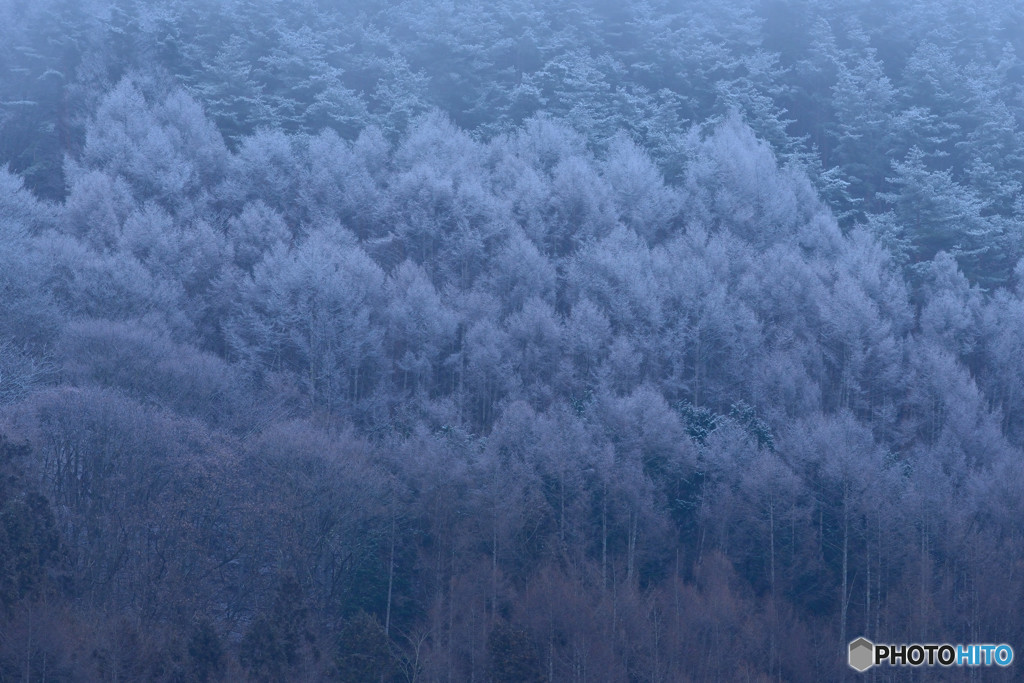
<box><xmin>1</xmin><ymin>0</ymin><xmax>1024</xmax><ymax>680</ymax></box>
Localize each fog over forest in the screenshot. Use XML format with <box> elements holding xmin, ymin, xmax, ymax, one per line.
<box><xmin>1</xmin><ymin>0</ymin><xmax>1024</xmax><ymax>680</ymax></box>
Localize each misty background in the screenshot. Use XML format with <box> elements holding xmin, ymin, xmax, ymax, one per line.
<box><xmin>1</xmin><ymin>0</ymin><xmax>1023</xmax><ymax>680</ymax></box>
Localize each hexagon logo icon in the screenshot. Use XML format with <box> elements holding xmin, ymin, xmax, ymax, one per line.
<box><xmin>849</xmin><ymin>637</ymin><xmax>874</xmax><ymax>672</ymax></box>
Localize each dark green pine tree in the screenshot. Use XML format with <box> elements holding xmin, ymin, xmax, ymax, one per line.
<box><xmin>487</xmin><ymin>622</ymin><xmax>545</xmax><ymax>683</ymax></box>
<box><xmin>0</xmin><ymin>437</ymin><xmax>62</xmax><ymax>609</ymax></box>
<box><xmin>333</xmin><ymin>611</ymin><xmax>395</xmax><ymax>683</ymax></box>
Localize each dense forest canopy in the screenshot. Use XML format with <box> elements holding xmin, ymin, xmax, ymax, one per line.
<box><xmin>1</xmin><ymin>0</ymin><xmax>1023</xmax><ymax>680</ymax></box>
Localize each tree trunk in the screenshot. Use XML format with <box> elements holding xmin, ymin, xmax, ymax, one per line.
<box><xmin>385</xmin><ymin>516</ymin><xmax>396</xmax><ymax>637</ymax></box>
<box><xmin>840</xmin><ymin>485</ymin><xmax>849</xmax><ymax>656</ymax></box>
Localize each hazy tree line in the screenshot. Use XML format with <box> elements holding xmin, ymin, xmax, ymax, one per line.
<box><xmin>1</xmin><ymin>0</ymin><xmax>1023</xmax><ymax>680</ymax></box>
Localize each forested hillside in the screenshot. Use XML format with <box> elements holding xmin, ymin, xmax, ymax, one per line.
<box><xmin>1</xmin><ymin>0</ymin><xmax>1023</xmax><ymax>680</ymax></box>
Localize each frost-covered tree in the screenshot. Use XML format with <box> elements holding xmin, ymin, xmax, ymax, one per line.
<box><xmin>228</xmin><ymin>230</ymin><xmax>385</xmax><ymax>417</ymax></box>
